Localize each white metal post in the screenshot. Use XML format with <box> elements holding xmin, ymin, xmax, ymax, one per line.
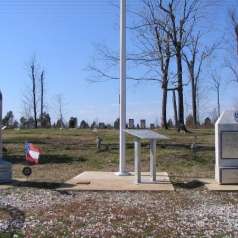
<box><xmin>117</xmin><ymin>0</ymin><xmax>127</xmax><ymax>176</ymax></box>
<box><xmin>150</xmin><ymin>139</ymin><xmax>157</xmax><ymax>182</ymax></box>
<box><xmin>134</xmin><ymin>139</ymin><xmax>141</xmax><ymax>184</ymax></box>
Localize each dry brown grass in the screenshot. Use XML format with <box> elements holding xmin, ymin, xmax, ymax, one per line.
<box><xmin>2</xmin><ymin>128</ymin><xmax>215</xmax><ymax>182</ymax></box>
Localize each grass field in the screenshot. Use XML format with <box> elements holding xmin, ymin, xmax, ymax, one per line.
<box><xmin>2</xmin><ymin>128</ymin><xmax>238</xmax><ymax>238</ymax></box>
<box><xmin>3</xmin><ymin>128</ymin><xmax>215</xmax><ymax>182</ymax></box>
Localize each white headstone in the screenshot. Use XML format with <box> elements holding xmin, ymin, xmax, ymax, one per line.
<box><xmin>0</xmin><ymin>91</ymin><xmax>12</xmax><ymax>183</ymax></box>
<box><xmin>215</xmin><ymin>111</ymin><xmax>238</xmax><ymax>184</ymax></box>
<box><xmin>128</xmin><ymin>119</ymin><xmax>134</xmax><ymax>129</ymax></box>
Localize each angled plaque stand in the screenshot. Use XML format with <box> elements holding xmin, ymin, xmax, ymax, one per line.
<box><xmin>125</xmin><ymin>129</ymin><xmax>169</xmax><ymax>184</ymax></box>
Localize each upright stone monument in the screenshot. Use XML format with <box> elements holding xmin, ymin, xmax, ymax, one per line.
<box><xmin>140</xmin><ymin>120</ymin><xmax>146</xmax><ymax>129</ymax></box>
<box><xmin>128</xmin><ymin>119</ymin><xmax>134</xmax><ymax>129</ymax></box>
<box><xmin>0</xmin><ymin>91</ymin><xmax>12</xmax><ymax>183</ymax></box>
<box><xmin>215</xmin><ymin>111</ymin><xmax>238</xmax><ymax>184</ymax></box>
<box><xmin>99</xmin><ymin>122</ymin><xmax>106</xmax><ymax>129</ymax></box>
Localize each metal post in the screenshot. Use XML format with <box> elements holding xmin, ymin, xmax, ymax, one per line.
<box><xmin>150</xmin><ymin>139</ymin><xmax>157</xmax><ymax>182</ymax></box>
<box><xmin>117</xmin><ymin>0</ymin><xmax>128</xmax><ymax>176</ymax></box>
<box><xmin>134</xmin><ymin>139</ymin><xmax>141</xmax><ymax>184</ymax></box>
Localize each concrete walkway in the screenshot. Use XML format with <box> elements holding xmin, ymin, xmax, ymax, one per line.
<box><xmin>60</xmin><ymin>171</ymin><xmax>174</xmax><ymax>191</ymax></box>
<box><xmin>205</xmin><ymin>180</ymin><xmax>238</xmax><ymax>191</ymax></box>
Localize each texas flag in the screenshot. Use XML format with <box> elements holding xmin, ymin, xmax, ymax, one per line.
<box><xmin>24</xmin><ymin>143</ymin><xmax>41</xmax><ymax>165</ymax></box>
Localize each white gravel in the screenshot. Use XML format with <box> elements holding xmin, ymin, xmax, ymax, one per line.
<box><xmin>0</xmin><ymin>188</ymin><xmax>238</xmax><ymax>237</ymax></box>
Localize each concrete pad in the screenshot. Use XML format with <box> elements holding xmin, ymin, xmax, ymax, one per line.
<box><xmin>0</xmin><ymin>184</ymin><xmax>13</xmax><ymax>189</ymax></box>
<box><xmin>60</xmin><ymin>171</ymin><xmax>174</xmax><ymax>191</ymax></box>
<box><xmin>205</xmin><ymin>179</ymin><xmax>238</xmax><ymax>191</ymax></box>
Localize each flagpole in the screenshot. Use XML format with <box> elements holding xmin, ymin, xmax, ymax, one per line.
<box><xmin>117</xmin><ymin>0</ymin><xmax>128</xmax><ymax>176</ymax></box>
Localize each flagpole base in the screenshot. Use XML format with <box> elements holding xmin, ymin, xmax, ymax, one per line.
<box><xmin>115</xmin><ymin>171</ymin><xmax>131</xmax><ymax>176</ymax></box>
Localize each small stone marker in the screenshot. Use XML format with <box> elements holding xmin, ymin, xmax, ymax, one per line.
<box><xmin>128</xmin><ymin>119</ymin><xmax>135</xmax><ymax>129</ymax></box>
<box><xmin>96</xmin><ymin>136</ymin><xmax>103</xmax><ymax>151</ymax></box>
<box><xmin>0</xmin><ymin>91</ymin><xmax>12</xmax><ymax>183</ymax></box>
<box><xmin>140</xmin><ymin>120</ymin><xmax>146</xmax><ymax>129</ymax></box>
<box><xmin>99</xmin><ymin>123</ymin><xmax>106</xmax><ymax>129</ymax></box>
<box><xmin>215</xmin><ymin>111</ymin><xmax>238</xmax><ymax>184</ymax></box>
<box><xmin>114</xmin><ymin>118</ymin><xmax>119</xmax><ymax>129</ymax></box>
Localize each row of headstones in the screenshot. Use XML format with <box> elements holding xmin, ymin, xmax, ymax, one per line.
<box><xmin>101</xmin><ymin>119</ymin><xmax>156</xmax><ymax>130</ymax></box>
<box><xmin>127</xmin><ymin>119</ymin><xmax>156</xmax><ymax>129</ymax></box>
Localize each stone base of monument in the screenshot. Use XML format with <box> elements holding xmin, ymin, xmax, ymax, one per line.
<box><xmin>195</xmin><ymin>177</ymin><xmax>238</xmax><ymax>191</ymax></box>
<box><xmin>0</xmin><ymin>160</ymin><xmax>12</xmax><ymax>183</ymax></box>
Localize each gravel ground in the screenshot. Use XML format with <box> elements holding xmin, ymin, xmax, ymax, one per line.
<box><xmin>0</xmin><ymin>187</ymin><xmax>238</xmax><ymax>237</ymax></box>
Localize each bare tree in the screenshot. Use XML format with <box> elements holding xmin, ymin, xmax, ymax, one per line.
<box><xmin>227</xmin><ymin>10</ymin><xmax>238</xmax><ymax>82</ymax></box>
<box><xmin>183</xmin><ymin>33</ymin><xmax>217</xmax><ymax>127</ymax></box>
<box><xmin>55</xmin><ymin>94</ymin><xmax>66</xmax><ymax>128</ymax></box>
<box><xmin>231</xmin><ymin>10</ymin><xmax>238</xmax><ymax>55</ymax></box>
<box><xmin>158</xmin><ymin>0</ymin><xmax>204</xmax><ymax>131</ymax></box>
<box><xmin>142</xmin><ymin>0</ymin><xmax>173</xmax><ymax>129</ymax></box>
<box><xmin>30</xmin><ymin>60</ymin><xmax>38</xmax><ymax>128</ymax></box>
<box><xmin>172</xmin><ymin>89</ymin><xmax>178</xmax><ymax>127</ymax></box>
<box><xmin>88</xmin><ymin>0</ymin><xmax>211</xmax><ymax>132</ymax></box>
<box><xmin>211</xmin><ymin>72</ymin><xmax>222</xmax><ymax>117</ymax></box>
<box><xmin>23</xmin><ymin>57</ymin><xmax>48</xmax><ymax>128</ymax></box>
<box><xmin>40</xmin><ymin>70</ymin><xmax>45</xmax><ymax>123</ymax></box>
<box><xmin>88</xmin><ymin>1</ymin><xmax>174</xmax><ymax>129</ymax></box>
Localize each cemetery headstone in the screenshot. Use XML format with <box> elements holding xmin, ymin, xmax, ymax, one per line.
<box><xmin>0</xmin><ymin>91</ymin><xmax>12</xmax><ymax>183</ymax></box>
<box><xmin>128</xmin><ymin>119</ymin><xmax>135</xmax><ymax>129</ymax></box>
<box><xmin>140</xmin><ymin>120</ymin><xmax>146</xmax><ymax>129</ymax></box>
<box><xmin>114</xmin><ymin>118</ymin><xmax>120</xmax><ymax>129</ymax></box>
<box><xmin>99</xmin><ymin>122</ymin><xmax>106</xmax><ymax>129</ymax></box>
<box><xmin>204</xmin><ymin>117</ymin><xmax>212</xmax><ymax>128</ymax></box>
<box><xmin>215</xmin><ymin>111</ymin><xmax>238</xmax><ymax>184</ymax></box>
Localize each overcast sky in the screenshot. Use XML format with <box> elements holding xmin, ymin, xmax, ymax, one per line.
<box><xmin>0</xmin><ymin>0</ymin><xmax>237</xmax><ymax>124</ymax></box>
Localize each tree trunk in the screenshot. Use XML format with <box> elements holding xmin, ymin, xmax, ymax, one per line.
<box><xmin>40</xmin><ymin>71</ymin><xmax>44</xmax><ymax>125</ymax></box>
<box><xmin>176</xmin><ymin>46</ymin><xmax>187</xmax><ymax>132</ymax></box>
<box><xmin>161</xmin><ymin>88</ymin><xmax>168</xmax><ymax>129</ymax></box>
<box><xmin>191</xmin><ymin>74</ymin><xmax>197</xmax><ymax>127</ymax></box>
<box><xmin>217</xmin><ymin>89</ymin><xmax>220</xmax><ymax>117</ymax></box>
<box><xmin>172</xmin><ymin>90</ymin><xmax>178</xmax><ymax>128</ymax></box>
<box><xmin>161</xmin><ymin>74</ymin><xmax>169</xmax><ymax>129</ymax></box>
<box><xmin>31</xmin><ymin>65</ymin><xmax>37</xmax><ymax>129</ymax></box>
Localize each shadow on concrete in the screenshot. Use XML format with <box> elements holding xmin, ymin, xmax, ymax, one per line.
<box><xmin>10</xmin><ymin>180</ymin><xmax>74</xmax><ymax>190</ymax></box>
<box><xmin>173</xmin><ymin>180</ymin><xmax>205</xmax><ymax>189</ymax></box>
<box><xmin>4</xmin><ymin>154</ymin><xmax>87</xmax><ymax>165</ymax></box>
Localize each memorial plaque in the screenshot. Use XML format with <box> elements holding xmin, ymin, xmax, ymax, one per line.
<box><xmin>221</xmin><ymin>168</ymin><xmax>238</xmax><ymax>184</ymax></box>
<box><xmin>221</xmin><ymin>131</ymin><xmax>238</xmax><ymax>159</ymax></box>
<box><xmin>124</xmin><ymin>129</ymin><xmax>169</xmax><ymax>140</ymax></box>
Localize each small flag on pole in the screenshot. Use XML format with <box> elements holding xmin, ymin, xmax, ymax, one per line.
<box><xmin>24</xmin><ymin>143</ymin><xmax>41</xmax><ymax>165</ymax></box>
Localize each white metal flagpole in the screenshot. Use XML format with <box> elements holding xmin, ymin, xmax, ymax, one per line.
<box><xmin>117</xmin><ymin>0</ymin><xmax>128</xmax><ymax>176</ymax></box>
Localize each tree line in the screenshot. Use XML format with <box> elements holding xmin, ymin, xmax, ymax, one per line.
<box><xmin>1</xmin><ymin>110</ymin><xmax>215</xmax><ymax>130</ymax></box>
